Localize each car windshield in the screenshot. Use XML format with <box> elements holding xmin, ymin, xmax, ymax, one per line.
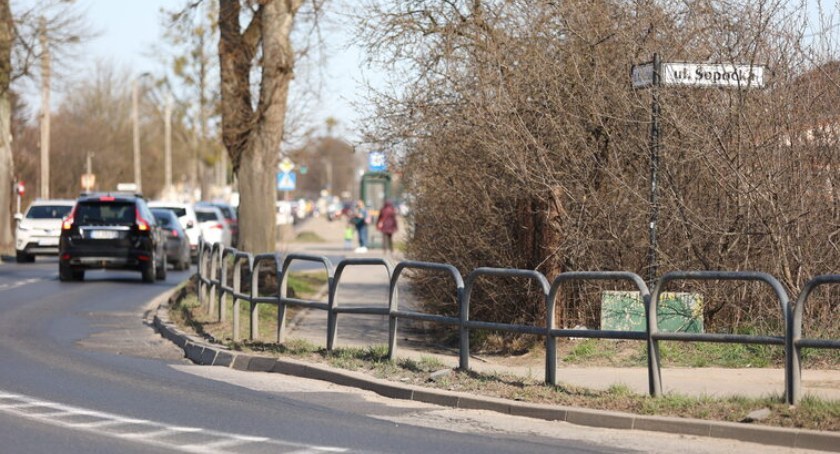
<box><xmin>152</xmin><ymin>210</ymin><xmax>173</xmax><ymax>227</ymax></box>
<box><xmin>156</xmin><ymin>206</ymin><xmax>187</xmax><ymax>218</ymax></box>
<box><xmin>215</xmin><ymin>206</ymin><xmax>234</xmax><ymax>218</ymax></box>
<box><xmin>196</xmin><ymin>210</ymin><xmax>219</xmax><ymax>222</ymax></box>
<box><xmin>75</xmin><ymin>202</ymin><xmax>135</xmax><ymax>225</ymax></box>
<box><xmin>26</xmin><ymin>205</ymin><xmax>72</xmax><ymax>219</ymax></box>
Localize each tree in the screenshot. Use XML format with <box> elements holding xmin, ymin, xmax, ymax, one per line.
<box><xmin>1</xmin><ymin>0</ymin><xmax>87</xmax><ymax>251</ymax></box>
<box><xmin>358</xmin><ymin>0</ymin><xmax>840</xmax><ymax>337</ymax></box>
<box><xmin>160</xmin><ymin>0</ymin><xmax>224</xmax><ymax>199</ymax></box>
<box><xmin>1</xmin><ymin>0</ymin><xmax>12</xmax><ymax>250</ymax></box>
<box><xmin>218</xmin><ymin>0</ymin><xmax>315</xmax><ymax>253</ymax></box>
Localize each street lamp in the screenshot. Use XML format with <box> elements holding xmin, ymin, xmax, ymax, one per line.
<box><xmin>132</xmin><ymin>72</ymin><xmax>153</xmax><ymax>193</ymax></box>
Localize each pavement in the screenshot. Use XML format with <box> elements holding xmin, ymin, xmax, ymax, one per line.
<box><xmin>153</xmin><ymin>215</ymin><xmax>840</xmax><ymax>452</ymax></box>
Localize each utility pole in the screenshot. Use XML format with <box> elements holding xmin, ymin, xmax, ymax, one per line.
<box><xmin>164</xmin><ymin>93</ymin><xmax>172</xmax><ymax>196</ymax></box>
<box><xmin>39</xmin><ymin>17</ymin><xmax>50</xmax><ymax>199</ymax></box>
<box><xmin>132</xmin><ymin>78</ymin><xmax>141</xmax><ymax>193</ymax></box>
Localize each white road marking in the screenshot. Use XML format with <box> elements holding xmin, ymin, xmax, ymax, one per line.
<box><xmin>0</xmin><ymin>389</ymin><xmax>349</xmax><ymax>453</ymax></box>
<box><xmin>0</xmin><ymin>278</ymin><xmax>43</xmax><ymax>292</ymax></box>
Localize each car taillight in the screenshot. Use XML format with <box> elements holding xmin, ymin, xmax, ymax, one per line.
<box><xmin>211</xmin><ymin>223</ymin><xmax>223</xmax><ymax>230</ymax></box>
<box><xmin>62</xmin><ymin>206</ymin><xmax>77</xmax><ymax>230</ymax></box>
<box><xmin>171</xmin><ymin>229</ymin><xmax>179</xmax><ymax>237</ymax></box>
<box><xmin>135</xmin><ymin>208</ymin><xmax>150</xmax><ymax>231</ymax></box>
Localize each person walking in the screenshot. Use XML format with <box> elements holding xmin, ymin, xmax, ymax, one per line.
<box><xmin>353</xmin><ymin>200</ymin><xmax>370</xmax><ymax>253</ymax></box>
<box><xmin>376</xmin><ymin>200</ymin><xmax>399</xmax><ymax>255</ymax></box>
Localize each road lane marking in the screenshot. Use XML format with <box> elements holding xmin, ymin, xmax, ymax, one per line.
<box><xmin>0</xmin><ymin>389</ymin><xmax>349</xmax><ymax>453</ymax></box>
<box><xmin>0</xmin><ymin>278</ymin><xmax>43</xmax><ymax>292</ymax></box>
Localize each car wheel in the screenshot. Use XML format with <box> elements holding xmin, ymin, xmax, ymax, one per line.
<box><xmin>156</xmin><ymin>254</ymin><xmax>167</xmax><ymax>280</ymax></box>
<box><xmin>59</xmin><ymin>263</ymin><xmax>73</xmax><ymax>281</ymax></box>
<box><xmin>142</xmin><ymin>257</ymin><xmax>156</xmax><ymax>283</ymax></box>
<box><xmin>72</xmin><ymin>269</ymin><xmax>85</xmax><ymax>281</ymax></box>
<box><xmin>16</xmin><ymin>251</ymin><xmax>34</xmax><ymax>263</ymax></box>
<box><xmin>182</xmin><ymin>249</ymin><xmax>192</xmax><ymax>270</ymax></box>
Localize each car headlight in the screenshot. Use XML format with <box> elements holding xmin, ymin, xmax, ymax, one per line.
<box><xmin>17</xmin><ymin>225</ymin><xmax>30</xmax><ymax>232</ymax></box>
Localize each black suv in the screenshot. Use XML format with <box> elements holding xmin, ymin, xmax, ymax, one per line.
<box><xmin>58</xmin><ymin>193</ymin><xmax>166</xmax><ymax>283</ymax></box>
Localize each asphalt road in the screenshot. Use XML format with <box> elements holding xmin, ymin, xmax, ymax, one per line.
<box><xmin>0</xmin><ymin>258</ymin><xmax>628</xmax><ymax>454</ymax></box>
<box><xmin>0</xmin><ymin>257</ymin><xmax>825</xmax><ymax>454</ymax></box>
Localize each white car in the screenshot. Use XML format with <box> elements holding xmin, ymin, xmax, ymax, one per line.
<box><xmin>194</xmin><ymin>205</ymin><xmax>232</xmax><ymax>248</ymax></box>
<box><xmin>14</xmin><ymin>199</ymin><xmax>75</xmax><ymax>263</ymax></box>
<box><xmin>148</xmin><ymin>201</ymin><xmax>202</xmax><ymax>261</ymax></box>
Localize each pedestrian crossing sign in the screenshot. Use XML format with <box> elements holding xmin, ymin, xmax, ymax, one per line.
<box><xmin>277</xmin><ymin>171</ymin><xmax>296</xmax><ymax>191</ymax></box>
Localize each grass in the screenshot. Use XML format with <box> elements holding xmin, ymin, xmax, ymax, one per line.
<box><xmin>169</xmin><ymin>283</ymin><xmax>840</xmax><ymax>432</ymax></box>
<box><xmin>294</xmin><ymin>231</ymin><xmax>326</xmax><ymax>243</ymax></box>
<box><xmin>555</xmin><ymin>338</ymin><xmax>839</xmax><ymax>369</ymax></box>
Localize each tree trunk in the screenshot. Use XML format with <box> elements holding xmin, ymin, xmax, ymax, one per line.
<box><xmin>0</xmin><ymin>0</ymin><xmax>14</xmax><ymax>250</ymax></box>
<box><xmin>218</xmin><ymin>0</ymin><xmax>301</xmax><ymax>254</ymax></box>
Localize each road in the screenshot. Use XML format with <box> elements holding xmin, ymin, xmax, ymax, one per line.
<box><xmin>0</xmin><ymin>257</ymin><xmax>823</xmax><ymax>453</ymax></box>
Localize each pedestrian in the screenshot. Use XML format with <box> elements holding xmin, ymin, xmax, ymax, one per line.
<box><xmin>352</xmin><ymin>200</ymin><xmax>370</xmax><ymax>253</ymax></box>
<box><xmin>376</xmin><ymin>200</ymin><xmax>399</xmax><ymax>255</ymax></box>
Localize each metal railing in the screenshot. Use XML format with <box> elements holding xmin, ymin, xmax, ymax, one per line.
<box><xmin>195</xmin><ymin>239</ymin><xmax>839</xmax><ymax>405</ymax></box>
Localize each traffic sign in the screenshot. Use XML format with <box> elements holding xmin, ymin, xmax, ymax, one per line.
<box><xmin>661</xmin><ymin>63</ymin><xmax>764</xmax><ymax>88</ymax></box>
<box><xmin>279</xmin><ymin>157</ymin><xmax>295</xmax><ymax>173</ymax></box>
<box><xmin>276</xmin><ymin>171</ymin><xmax>296</xmax><ymax>191</ymax></box>
<box><xmin>15</xmin><ymin>181</ymin><xmax>24</xmax><ymax>196</ymax></box>
<box><xmin>368</xmin><ymin>151</ymin><xmax>387</xmax><ymax>172</ymax></box>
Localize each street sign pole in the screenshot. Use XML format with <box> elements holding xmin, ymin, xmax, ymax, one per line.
<box><xmin>648</xmin><ymin>53</ymin><xmax>661</xmax><ymax>290</ymax></box>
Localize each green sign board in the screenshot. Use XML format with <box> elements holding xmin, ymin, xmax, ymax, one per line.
<box><xmin>601</xmin><ymin>291</ymin><xmax>703</xmax><ymax>333</ymax></box>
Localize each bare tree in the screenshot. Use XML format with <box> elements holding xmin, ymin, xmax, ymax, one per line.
<box><xmin>358</xmin><ymin>0</ymin><xmax>839</xmax><ymax>338</ymax></box>
<box><xmin>218</xmin><ymin>0</ymin><xmax>322</xmax><ymax>253</ymax></box>
<box><xmin>1</xmin><ymin>0</ymin><xmax>88</xmax><ymax>252</ymax></box>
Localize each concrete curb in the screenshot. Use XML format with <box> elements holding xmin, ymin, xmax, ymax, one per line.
<box><xmin>152</xmin><ymin>302</ymin><xmax>839</xmax><ymax>453</ymax></box>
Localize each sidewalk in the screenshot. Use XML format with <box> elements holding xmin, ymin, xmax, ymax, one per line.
<box><xmin>281</xmin><ymin>216</ymin><xmax>840</xmax><ymax>401</ymax></box>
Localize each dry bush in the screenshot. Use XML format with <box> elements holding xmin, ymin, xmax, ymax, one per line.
<box><xmin>359</xmin><ymin>0</ymin><xmax>839</xmax><ymax>337</ymax></box>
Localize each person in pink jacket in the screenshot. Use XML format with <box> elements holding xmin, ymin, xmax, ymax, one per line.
<box><xmin>376</xmin><ymin>201</ymin><xmax>399</xmax><ymax>255</ymax></box>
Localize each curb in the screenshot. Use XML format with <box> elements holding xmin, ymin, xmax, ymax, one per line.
<box><xmin>152</xmin><ymin>301</ymin><xmax>839</xmax><ymax>453</ymax></box>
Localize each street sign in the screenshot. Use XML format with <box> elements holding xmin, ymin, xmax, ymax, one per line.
<box><xmin>633</xmin><ymin>62</ymin><xmax>765</xmax><ymax>89</ymax></box>
<box><xmin>631</xmin><ymin>62</ymin><xmax>655</xmax><ymax>89</ymax></box>
<box><xmin>276</xmin><ymin>171</ymin><xmax>296</xmax><ymax>191</ymax></box>
<box><xmin>368</xmin><ymin>151</ymin><xmax>387</xmax><ymax>172</ymax></box>
<box><xmin>15</xmin><ymin>181</ymin><xmax>24</xmax><ymax>196</ymax></box>
<box><xmin>279</xmin><ymin>157</ymin><xmax>295</xmax><ymax>174</ymax></box>
<box><xmin>661</xmin><ymin>63</ymin><xmax>764</xmax><ymax>88</ymax></box>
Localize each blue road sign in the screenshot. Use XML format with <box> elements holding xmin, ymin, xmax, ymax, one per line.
<box><xmin>277</xmin><ymin>171</ymin><xmax>296</xmax><ymax>191</ymax></box>
<box><xmin>368</xmin><ymin>151</ymin><xmax>387</xmax><ymax>172</ymax></box>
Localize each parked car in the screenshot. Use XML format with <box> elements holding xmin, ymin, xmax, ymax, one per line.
<box><xmin>194</xmin><ymin>205</ymin><xmax>232</xmax><ymax>247</ymax></box>
<box><xmin>148</xmin><ymin>201</ymin><xmax>201</xmax><ymax>262</ymax></box>
<box><xmin>276</xmin><ymin>201</ymin><xmax>295</xmax><ymax>225</ymax></box>
<box><xmin>197</xmin><ymin>201</ymin><xmax>238</xmax><ymax>247</ymax></box>
<box><xmin>151</xmin><ymin>208</ymin><xmax>191</xmax><ymax>271</ymax></box>
<box><xmin>14</xmin><ymin>199</ymin><xmax>75</xmax><ymax>263</ymax></box>
<box><xmin>58</xmin><ymin>193</ymin><xmax>166</xmax><ymax>282</ymax></box>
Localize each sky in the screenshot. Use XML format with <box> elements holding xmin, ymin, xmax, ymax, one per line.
<box><xmin>44</xmin><ymin>0</ymin><xmax>376</xmax><ymax>142</ymax></box>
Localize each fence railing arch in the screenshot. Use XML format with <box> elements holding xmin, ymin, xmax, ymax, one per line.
<box><xmin>650</xmin><ymin>271</ymin><xmax>790</xmax><ymax>401</ymax></box>
<box><xmin>547</xmin><ymin>272</ymin><xmax>650</xmax><ymax>387</ymax></box>
<box><xmin>388</xmin><ymin>261</ymin><xmax>464</xmax><ymax>361</ymax></box>
<box><xmin>462</xmin><ymin>268</ymin><xmax>551</xmax><ymax>374</ymax></box>
<box><xmin>330</xmin><ymin>258</ymin><xmax>393</xmax><ymax>350</ymax></box>
<box><xmin>790</xmin><ymin>275</ymin><xmax>840</xmax><ymax>403</ymax></box>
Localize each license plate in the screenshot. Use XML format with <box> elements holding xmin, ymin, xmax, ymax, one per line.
<box><xmin>89</xmin><ymin>230</ymin><xmax>119</xmax><ymax>240</ymax></box>
<box><xmin>38</xmin><ymin>238</ymin><xmax>59</xmax><ymax>246</ymax></box>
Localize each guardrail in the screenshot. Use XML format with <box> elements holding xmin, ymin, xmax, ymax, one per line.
<box><xmin>195</xmin><ymin>239</ymin><xmax>839</xmax><ymax>405</ymax></box>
